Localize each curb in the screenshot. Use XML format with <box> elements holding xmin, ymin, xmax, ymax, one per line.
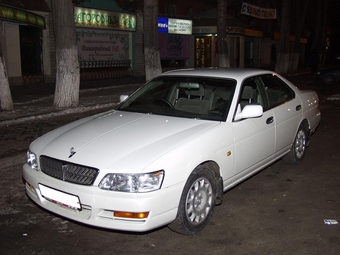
<box><xmin>0</xmin><ymin>103</ymin><xmax>118</xmax><ymax>127</ymax></box>
<box><xmin>1</xmin><ymin>83</ymin><xmax>143</xmax><ymax>127</ymax></box>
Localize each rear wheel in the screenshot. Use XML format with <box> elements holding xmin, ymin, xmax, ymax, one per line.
<box><xmin>283</xmin><ymin>123</ymin><xmax>308</xmax><ymax>165</ymax></box>
<box><xmin>168</xmin><ymin>166</ymin><xmax>216</xmax><ymax>235</ymax></box>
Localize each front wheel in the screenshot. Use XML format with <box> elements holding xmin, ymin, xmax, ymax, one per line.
<box><xmin>323</xmin><ymin>74</ymin><xmax>336</xmax><ymax>85</ymax></box>
<box><xmin>168</xmin><ymin>166</ymin><xmax>216</xmax><ymax>235</ymax></box>
<box><xmin>283</xmin><ymin>123</ymin><xmax>308</xmax><ymax>165</ymax></box>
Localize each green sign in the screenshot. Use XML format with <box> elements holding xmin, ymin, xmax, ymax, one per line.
<box><xmin>0</xmin><ymin>5</ymin><xmax>45</xmax><ymax>28</ymax></box>
<box><xmin>74</xmin><ymin>7</ymin><xmax>136</xmax><ymax>31</ymax></box>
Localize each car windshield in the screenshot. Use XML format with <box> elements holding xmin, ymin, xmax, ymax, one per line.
<box><xmin>117</xmin><ymin>76</ymin><xmax>236</xmax><ymax>121</ymax></box>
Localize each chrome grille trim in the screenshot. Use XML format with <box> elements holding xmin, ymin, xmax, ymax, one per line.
<box><xmin>40</xmin><ymin>156</ymin><xmax>99</xmax><ymax>185</ymax></box>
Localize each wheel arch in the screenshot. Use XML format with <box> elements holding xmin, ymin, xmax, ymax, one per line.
<box><xmin>201</xmin><ymin>161</ymin><xmax>224</xmax><ymax>205</ymax></box>
<box><xmin>300</xmin><ymin>118</ymin><xmax>311</xmax><ymax>146</ymax></box>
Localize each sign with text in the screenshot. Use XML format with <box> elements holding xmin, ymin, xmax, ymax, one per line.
<box><xmin>241</xmin><ymin>2</ymin><xmax>276</xmax><ymax>19</ymax></box>
<box><xmin>74</xmin><ymin>7</ymin><xmax>136</xmax><ymax>31</ymax></box>
<box><xmin>76</xmin><ymin>29</ymin><xmax>129</xmax><ymax>61</ymax></box>
<box><xmin>168</xmin><ymin>18</ymin><xmax>192</xmax><ymax>34</ymax></box>
<box><xmin>0</xmin><ymin>4</ymin><xmax>45</xmax><ymax>28</ymax></box>
<box><xmin>158</xmin><ymin>17</ymin><xmax>192</xmax><ymax>35</ymax></box>
<box><xmin>192</xmin><ymin>26</ymin><xmax>216</xmax><ymax>34</ymax></box>
<box><xmin>193</xmin><ymin>26</ymin><xmax>245</xmax><ymax>35</ymax></box>
<box><xmin>158</xmin><ymin>17</ymin><xmax>168</xmax><ymax>33</ymax></box>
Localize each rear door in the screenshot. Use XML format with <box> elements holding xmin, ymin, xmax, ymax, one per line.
<box><xmin>259</xmin><ymin>75</ymin><xmax>302</xmax><ymax>157</ymax></box>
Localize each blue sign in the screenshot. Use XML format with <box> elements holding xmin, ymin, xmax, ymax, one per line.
<box><xmin>158</xmin><ymin>17</ymin><xmax>168</xmax><ymax>33</ymax></box>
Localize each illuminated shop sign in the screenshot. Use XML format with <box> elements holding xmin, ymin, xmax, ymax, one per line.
<box><xmin>168</xmin><ymin>18</ymin><xmax>192</xmax><ymax>34</ymax></box>
<box><xmin>241</xmin><ymin>2</ymin><xmax>276</xmax><ymax>19</ymax></box>
<box><xmin>158</xmin><ymin>17</ymin><xmax>192</xmax><ymax>35</ymax></box>
<box><xmin>0</xmin><ymin>4</ymin><xmax>45</xmax><ymax>28</ymax></box>
<box><xmin>158</xmin><ymin>17</ymin><xmax>168</xmax><ymax>33</ymax></box>
<box><xmin>74</xmin><ymin>7</ymin><xmax>136</xmax><ymax>31</ymax></box>
<box><xmin>226</xmin><ymin>26</ymin><xmax>245</xmax><ymax>34</ymax></box>
<box><xmin>193</xmin><ymin>26</ymin><xmax>245</xmax><ymax>35</ymax></box>
<box><xmin>192</xmin><ymin>26</ymin><xmax>216</xmax><ymax>34</ymax></box>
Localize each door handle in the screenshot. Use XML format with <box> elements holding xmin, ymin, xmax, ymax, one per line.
<box><xmin>266</xmin><ymin>116</ymin><xmax>274</xmax><ymax>124</ymax></box>
<box><xmin>296</xmin><ymin>105</ymin><xmax>301</xmax><ymax>111</ymax></box>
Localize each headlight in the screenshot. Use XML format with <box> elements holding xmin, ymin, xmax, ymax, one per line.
<box><xmin>98</xmin><ymin>170</ymin><xmax>164</xmax><ymax>193</ymax></box>
<box><xmin>27</xmin><ymin>150</ymin><xmax>38</xmax><ymax>170</ymax></box>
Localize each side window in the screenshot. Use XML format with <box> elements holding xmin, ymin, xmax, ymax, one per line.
<box><xmin>260</xmin><ymin>75</ymin><xmax>295</xmax><ymax>109</ymax></box>
<box><xmin>239</xmin><ymin>77</ymin><xmax>265</xmax><ymax>110</ymax></box>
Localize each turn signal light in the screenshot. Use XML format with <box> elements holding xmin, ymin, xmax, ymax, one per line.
<box><xmin>114</xmin><ymin>211</ymin><xmax>149</xmax><ymax>219</ymax></box>
<box><xmin>25</xmin><ymin>181</ymin><xmax>36</xmax><ymax>194</ymax></box>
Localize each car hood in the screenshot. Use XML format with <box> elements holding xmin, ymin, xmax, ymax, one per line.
<box><xmin>33</xmin><ymin>110</ymin><xmax>219</xmax><ymax>172</ymax></box>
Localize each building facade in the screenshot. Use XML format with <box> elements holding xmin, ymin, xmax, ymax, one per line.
<box><xmin>74</xmin><ymin>2</ymin><xmax>137</xmax><ymax>79</ymax></box>
<box><xmin>0</xmin><ymin>0</ymin><xmax>50</xmax><ymax>85</ymax></box>
<box><xmin>1</xmin><ymin>0</ymin><xmax>308</xmax><ymax>87</ymax></box>
<box><xmin>0</xmin><ymin>0</ymin><xmax>140</xmax><ymax>86</ymax></box>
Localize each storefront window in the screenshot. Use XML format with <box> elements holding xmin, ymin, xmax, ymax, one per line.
<box><xmin>195</xmin><ymin>37</ymin><xmax>211</xmax><ymax>67</ymax></box>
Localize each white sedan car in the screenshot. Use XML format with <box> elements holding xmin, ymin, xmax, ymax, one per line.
<box><xmin>23</xmin><ymin>68</ymin><xmax>321</xmax><ymax>235</ymax></box>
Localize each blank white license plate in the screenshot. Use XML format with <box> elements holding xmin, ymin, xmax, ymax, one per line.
<box><xmin>39</xmin><ymin>184</ymin><xmax>81</xmax><ymax>210</ymax></box>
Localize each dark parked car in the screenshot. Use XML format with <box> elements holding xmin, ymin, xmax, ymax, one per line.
<box><xmin>335</xmin><ymin>55</ymin><xmax>340</xmax><ymax>63</ymax></box>
<box><xmin>316</xmin><ymin>67</ymin><xmax>340</xmax><ymax>85</ymax></box>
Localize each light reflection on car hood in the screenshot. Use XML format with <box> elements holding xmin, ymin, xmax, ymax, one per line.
<box><xmin>32</xmin><ymin>110</ymin><xmax>219</xmax><ymax>171</ymax></box>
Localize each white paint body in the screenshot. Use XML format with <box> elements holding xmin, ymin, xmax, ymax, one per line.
<box><xmin>23</xmin><ymin>68</ymin><xmax>321</xmax><ymax>232</ymax></box>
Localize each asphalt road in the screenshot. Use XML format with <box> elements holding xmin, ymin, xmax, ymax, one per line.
<box><xmin>0</xmin><ymin>81</ymin><xmax>339</xmax><ymax>255</ymax></box>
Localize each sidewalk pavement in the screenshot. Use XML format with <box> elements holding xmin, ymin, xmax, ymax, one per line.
<box><xmin>0</xmin><ymin>68</ymin><xmax>337</xmax><ymax>127</ymax></box>
<box><xmin>0</xmin><ymin>76</ymin><xmax>145</xmax><ymax>127</ymax></box>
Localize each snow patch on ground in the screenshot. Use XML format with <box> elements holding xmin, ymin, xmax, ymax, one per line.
<box><xmin>327</xmin><ymin>94</ymin><xmax>340</xmax><ymax>100</ymax></box>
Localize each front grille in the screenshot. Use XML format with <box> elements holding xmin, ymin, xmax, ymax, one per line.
<box><xmin>40</xmin><ymin>156</ymin><xmax>99</xmax><ymax>185</ymax></box>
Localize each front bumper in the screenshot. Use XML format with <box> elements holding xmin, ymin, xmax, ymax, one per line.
<box><xmin>22</xmin><ymin>163</ymin><xmax>182</xmax><ymax>232</ymax></box>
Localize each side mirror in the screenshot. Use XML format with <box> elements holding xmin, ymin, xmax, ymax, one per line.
<box><xmin>120</xmin><ymin>95</ymin><xmax>129</xmax><ymax>103</ymax></box>
<box><xmin>234</xmin><ymin>104</ymin><xmax>263</xmax><ymax>121</ymax></box>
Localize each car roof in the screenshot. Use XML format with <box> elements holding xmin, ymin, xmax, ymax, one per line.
<box><xmin>158</xmin><ymin>68</ymin><xmax>275</xmax><ymax>80</ymax></box>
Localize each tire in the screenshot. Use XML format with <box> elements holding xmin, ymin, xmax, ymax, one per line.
<box><xmin>323</xmin><ymin>74</ymin><xmax>336</xmax><ymax>85</ymax></box>
<box><xmin>168</xmin><ymin>166</ymin><xmax>216</xmax><ymax>235</ymax></box>
<box><xmin>283</xmin><ymin>123</ymin><xmax>308</xmax><ymax>165</ymax></box>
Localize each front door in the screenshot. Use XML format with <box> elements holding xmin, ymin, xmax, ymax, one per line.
<box><xmin>233</xmin><ymin>77</ymin><xmax>275</xmax><ymax>180</ymax></box>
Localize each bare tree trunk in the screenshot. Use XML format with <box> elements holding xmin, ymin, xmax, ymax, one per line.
<box><xmin>275</xmin><ymin>0</ymin><xmax>291</xmax><ymax>74</ymax></box>
<box><xmin>52</xmin><ymin>0</ymin><xmax>79</xmax><ymax>109</ymax></box>
<box><xmin>290</xmin><ymin>0</ymin><xmax>310</xmax><ymax>72</ymax></box>
<box><xmin>319</xmin><ymin>0</ymin><xmax>329</xmax><ymax>66</ymax></box>
<box><xmin>311</xmin><ymin>0</ymin><xmax>322</xmax><ymax>51</ymax></box>
<box><xmin>217</xmin><ymin>0</ymin><xmax>229</xmax><ymax>67</ymax></box>
<box><xmin>143</xmin><ymin>0</ymin><xmax>162</xmax><ymax>81</ymax></box>
<box><xmin>0</xmin><ymin>41</ymin><xmax>13</xmax><ymax>111</ymax></box>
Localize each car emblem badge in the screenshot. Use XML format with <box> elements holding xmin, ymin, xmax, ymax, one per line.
<box><xmin>69</xmin><ymin>147</ymin><xmax>76</xmax><ymax>158</ymax></box>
